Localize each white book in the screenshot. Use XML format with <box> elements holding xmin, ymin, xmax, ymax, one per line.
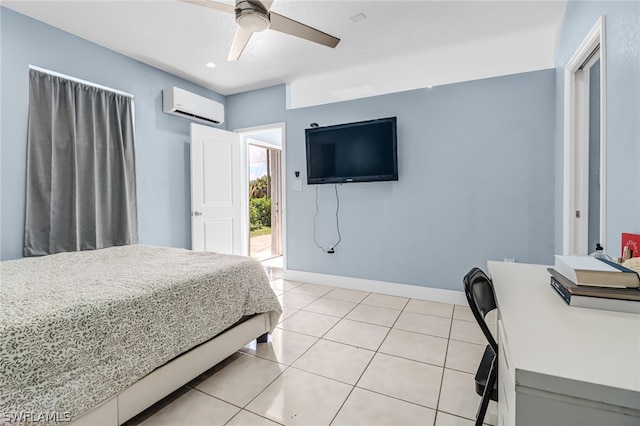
<box><xmin>554</xmin><ymin>255</ymin><xmax>640</xmax><ymax>288</ymax></box>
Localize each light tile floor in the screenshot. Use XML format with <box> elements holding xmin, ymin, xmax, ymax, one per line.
<box><xmin>126</xmin><ymin>263</ymin><xmax>497</xmax><ymax>426</ymax></box>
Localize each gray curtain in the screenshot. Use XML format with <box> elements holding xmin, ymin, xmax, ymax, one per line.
<box><xmin>24</xmin><ymin>69</ymin><xmax>138</xmax><ymax>256</ymax></box>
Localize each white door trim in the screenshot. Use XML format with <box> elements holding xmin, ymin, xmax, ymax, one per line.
<box><xmin>563</xmin><ymin>16</ymin><xmax>607</xmax><ymax>254</ymax></box>
<box><xmin>235</xmin><ymin>123</ymin><xmax>287</xmax><ymax>268</ymax></box>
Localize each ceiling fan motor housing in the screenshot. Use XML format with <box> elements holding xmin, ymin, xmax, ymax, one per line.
<box><xmin>235</xmin><ymin>1</ymin><xmax>270</xmax><ymax>32</ymax></box>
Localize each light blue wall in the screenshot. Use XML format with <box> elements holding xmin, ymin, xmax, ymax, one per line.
<box><xmin>0</xmin><ymin>7</ymin><xmax>226</xmax><ymax>260</ymax></box>
<box><xmin>554</xmin><ymin>0</ymin><xmax>640</xmax><ymax>255</ymax></box>
<box><xmin>228</xmin><ymin>70</ymin><xmax>557</xmax><ymax>291</ymax></box>
<box><xmin>1</xmin><ymin>6</ymin><xmax>560</xmax><ymax>292</ymax></box>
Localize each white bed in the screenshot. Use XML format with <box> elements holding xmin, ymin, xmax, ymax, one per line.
<box><xmin>0</xmin><ymin>245</ymin><xmax>281</xmax><ymax>425</ymax></box>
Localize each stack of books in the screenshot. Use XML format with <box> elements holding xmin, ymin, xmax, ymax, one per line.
<box><xmin>548</xmin><ymin>255</ymin><xmax>640</xmax><ymax>314</ymax></box>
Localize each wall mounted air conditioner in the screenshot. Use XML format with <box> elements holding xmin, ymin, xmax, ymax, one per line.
<box><xmin>162</xmin><ymin>87</ymin><xmax>224</xmax><ymax>125</ymax></box>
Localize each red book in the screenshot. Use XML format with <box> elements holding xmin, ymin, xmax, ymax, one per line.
<box><xmin>621</xmin><ymin>233</ymin><xmax>640</xmax><ymax>258</ymax></box>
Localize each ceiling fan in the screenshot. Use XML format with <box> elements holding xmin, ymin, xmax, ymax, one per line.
<box><xmin>182</xmin><ymin>0</ymin><xmax>340</xmax><ymax>61</ymax></box>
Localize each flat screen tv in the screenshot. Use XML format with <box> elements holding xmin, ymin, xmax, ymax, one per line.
<box><xmin>305</xmin><ymin>117</ymin><xmax>398</xmax><ymax>184</ymax></box>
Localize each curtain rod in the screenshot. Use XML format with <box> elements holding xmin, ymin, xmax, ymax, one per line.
<box><xmin>28</xmin><ymin>65</ymin><xmax>134</xmax><ymax>99</ymax></box>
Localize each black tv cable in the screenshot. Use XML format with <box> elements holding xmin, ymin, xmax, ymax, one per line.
<box><xmin>313</xmin><ymin>183</ymin><xmax>342</xmax><ymax>254</ymax></box>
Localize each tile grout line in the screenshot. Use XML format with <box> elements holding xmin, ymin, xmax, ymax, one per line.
<box><xmin>433</xmin><ymin>307</ymin><xmax>456</xmax><ymax>422</ymax></box>
<box><xmin>327</xmin><ymin>387</ymin><xmax>356</xmax><ymax>426</ymax></box>
<box><xmin>329</xmin><ymin>297</ymin><xmax>444</xmax><ymax>425</ymax></box>
<box><xmin>326</xmin><ymin>296</ymin><xmax>407</xmax><ymax>426</ymax></box>
<box><xmin>302</xmin><ymin>291</ymin><xmax>409</xmax><ymax>425</ymax></box>
<box><xmin>211</xmin><ymin>271</ymin><xmax>310</xmax><ymax>426</ymax></box>
<box><xmin>134</xmin><ymin>272</ymin><xmax>475</xmax><ymax>425</ymax></box>
<box><xmin>260</xmin><ymin>277</ymin><xmax>488</xmax><ymax>425</ymax></box>
<box><xmin>184</xmin><ymin>387</ymin><xmax>287</xmax><ymax>426</ymax></box>
<box><xmin>190</xmin><ymin>353</ymin><xmax>288</xmax><ymax>406</ymax></box>
<box><xmin>234</xmin><ymin>363</ymin><xmax>291</xmax><ymax>425</ymax></box>
<box><xmin>318</xmin><ymin>292</ymin><xmax>399</xmax><ymax>350</ymax></box>
<box><xmin>352</xmin><ymin>385</ymin><xmax>441</xmax><ymax>413</ymax></box>
<box><xmin>216</xmin><ymin>353</ymin><xmax>294</xmax><ymax>425</ymax></box>
<box><xmin>235</xmin><ymin>291</ymin><xmax>362</xmax><ymax>425</ymax></box>
<box><xmin>279</xmin><ymin>288</ymin><xmax>394</xmax><ymax>345</ymax></box>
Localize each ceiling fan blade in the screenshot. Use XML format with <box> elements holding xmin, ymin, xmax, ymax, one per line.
<box><xmin>180</xmin><ymin>0</ymin><xmax>235</xmax><ymax>14</ymax></box>
<box><xmin>270</xmin><ymin>12</ymin><xmax>340</xmax><ymax>49</ymax></box>
<box><xmin>228</xmin><ymin>26</ymin><xmax>254</xmax><ymax>61</ymax></box>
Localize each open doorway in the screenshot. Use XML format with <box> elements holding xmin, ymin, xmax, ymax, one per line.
<box><xmin>563</xmin><ymin>17</ymin><xmax>606</xmax><ymax>255</ymax></box>
<box><xmin>237</xmin><ymin>124</ymin><xmax>285</xmax><ymax>265</ymax></box>
<box><xmin>248</xmin><ymin>143</ymin><xmax>282</xmax><ymax>260</ymax></box>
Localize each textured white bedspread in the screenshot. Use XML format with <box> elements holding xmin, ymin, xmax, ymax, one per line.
<box><xmin>0</xmin><ymin>245</ymin><xmax>281</xmax><ymax>424</ymax></box>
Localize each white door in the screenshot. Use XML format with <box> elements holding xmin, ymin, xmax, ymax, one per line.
<box><xmin>190</xmin><ymin>123</ymin><xmax>241</xmax><ymax>254</ymax></box>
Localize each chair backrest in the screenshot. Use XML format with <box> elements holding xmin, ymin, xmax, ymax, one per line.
<box><xmin>463</xmin><ymin>267</ymin><xmax>498</xmax><ymax>352</ymax></box>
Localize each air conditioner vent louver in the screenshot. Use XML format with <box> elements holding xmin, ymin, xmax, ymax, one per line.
<box><xmin>171</xmin><ymin>110</ymin><xmax>221</xmax><ymax>124</ymax></box>
<box><xmin>162</xmin><ymin>87</ymin><xmax>224</xmax><ymax>125</ymax></box>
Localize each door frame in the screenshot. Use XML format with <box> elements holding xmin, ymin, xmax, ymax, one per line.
<box><xmin>268</xmin><ymin>148</ymin><xmax>283</xmax><ymax>256</ymax></box>
<box><xmin>235</xmin><ymin>123</ymin><xmax>287</xmax><ymax>266</ymax></box>
<box><xmin>563</xmin><ymin>16</ymin><xmax>607</xmax><ymax>255</ymax></box>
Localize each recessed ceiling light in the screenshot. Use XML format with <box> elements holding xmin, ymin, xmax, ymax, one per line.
<box><xmin>205</xmin><ymin>62</ymin><xmax>217</xmax><ymax>68</ymax></box>
<box><xmin>349</xmin><ymin>13</ymin><xmax>367</xmax><ymax>23</ymax></box>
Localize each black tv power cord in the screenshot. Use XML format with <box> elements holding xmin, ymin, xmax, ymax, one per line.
<box><xmin>313</xmin><ymin>183</ymin><xmax>342</xmax><ymax>254</ymax></box>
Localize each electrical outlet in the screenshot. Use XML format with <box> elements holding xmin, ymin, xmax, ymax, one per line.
<box><xmin>292</xmin><ymin>180</ymin><xmax>302</xmax><ymax>191</ymax></box>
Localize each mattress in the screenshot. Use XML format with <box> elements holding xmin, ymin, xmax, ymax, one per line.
<box><xmin>0</xmin><ymin>245</ymin><xmax>281</xmax><ymax>424</ymax></box>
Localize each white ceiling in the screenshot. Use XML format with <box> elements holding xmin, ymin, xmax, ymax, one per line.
<box><xmin>2</xmin><ymin>0</ymin><xmax>567</xmax><ymax>107</ymax></box>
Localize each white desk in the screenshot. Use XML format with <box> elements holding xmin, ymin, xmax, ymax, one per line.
<box><xmin>487</xmin><ymin>261</ymin><xmax>640</xmax><ymax>426</ymax></box>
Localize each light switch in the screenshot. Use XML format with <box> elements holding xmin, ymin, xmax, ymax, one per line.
<box><xmin>292</xmin><ymin>180</ymin><xmax>302</xmax><ymax>191</ymax></box>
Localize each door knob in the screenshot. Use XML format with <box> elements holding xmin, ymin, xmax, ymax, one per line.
<box><xmin>194</xmin><ymin>211</ymin><xmax>203</xmax><ymax>216</ymax></box>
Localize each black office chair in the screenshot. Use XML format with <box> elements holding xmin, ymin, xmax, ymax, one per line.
<box><xmin>463</xmin><ymin>267</ymin><xmax>499</xmax><ymax>426</ymax></box>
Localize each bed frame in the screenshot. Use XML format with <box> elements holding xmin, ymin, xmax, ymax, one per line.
<box><xmin>70</xmin><ymin>312</ymin><xmax>273</xmax><ymax>425</ymax></box>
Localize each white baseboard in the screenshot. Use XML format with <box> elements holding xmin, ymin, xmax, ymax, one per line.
<box><xmin>284</xmin><ymin>269</ymin><xmax>467</xmax><ymax>306</ymax></box>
